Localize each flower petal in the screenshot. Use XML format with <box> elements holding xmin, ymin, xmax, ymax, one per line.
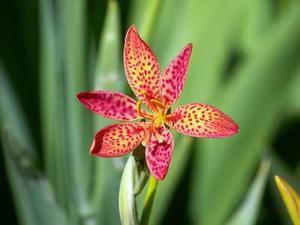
<box><xmin>124</xmin><ymin>25</ymin><xmax>161</xmax><ymax>105</ymax></box>
<box><xmin>275</xmin><ymin>176</ymin><xmax>300</xmax><ymax>225</ymax></box>
<box><xmin>145</xmin><ymin>128</ymin><xmax>174</xmax><ymax>180</ymax></box>
<box><xmin>161</xmin><ymin>44</ymin><xmax>193</xmax><ymax>107</ymax></box>
<box><xmin>90</xmin><ymin>122</ymin><xmax>149</xmax><ymax>157</ymax></box>
<box><xmin>167</xmin><ymin>103</ymin><xmax>239</xmax><ymax>138</ymax></box>
<box><xmin>77</xmin><ymin>91</ymin><xmax>139</xmax><ymax>121</ymax></box>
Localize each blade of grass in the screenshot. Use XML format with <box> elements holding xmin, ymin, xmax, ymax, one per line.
<box><xmin>274</xmin><ymin>176</ymin><xmax>300</xmax><ymax>225</ymax></box>
<box><xmin>119</xmin><ymin>156</ymin><xmax>139</xmax><ymax>225</ymax></box>
<box><xmin>0</xmin><ymin>67</ymin><xmax>35</xmax><ymax>156</ymax></box>
<box><xmin>269</xmin><ymin>151</ymin><xmax>300</xmax><ymax>225</ymax></box>
<box><xmin>239</xmin><ymin>0</ymin><xmax>273</xmax><ymax>53</ymax></box>
<box><xmin>128</xmin><ymin>0</ymin><xmax>162</xmax><ymax>40</ymax></box>
<box><xmin>56</xmin><ymin>0</ymin><xmax>93</xmax><ymax>221</ymax></box>
<box><xmin>287</xmin><ymin>67</ymin><xmax>300</xmax><ymax>115</ymax></box>
<box><xmin>93</xmin><ymin>0</ymin><xmax>122</xmax><ymax>92</ymax></box>
<box><xmin>225</xmin><ymin>159</ymin><xmax>271</xmax><ymax>225</ymax></box>
<box><xmin>40</xmin><ymin>0</ymin><xmax>68</xmax><ymax>209</ymax></box>
<box><xmin>1</xmin><ymin>130</ymin><xmax>69</xmax><ymax>225</ymax></box>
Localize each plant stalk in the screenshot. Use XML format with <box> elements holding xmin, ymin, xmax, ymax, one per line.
<box><xmin>140</xmin><ymin>175</ymin><xmax>159</xmax><ymax>225</ymax></box>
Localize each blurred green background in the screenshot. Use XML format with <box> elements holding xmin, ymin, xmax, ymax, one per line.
<box><xmin>1</xmin><ymin>0</ymin><xmax>300</xmax><ymax>224</ymax></box>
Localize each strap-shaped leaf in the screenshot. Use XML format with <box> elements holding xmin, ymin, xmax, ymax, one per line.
<box><xmin>275</xmin><ymin>176</ymin><xmax>300</xmax><ymax>225</ymax></box>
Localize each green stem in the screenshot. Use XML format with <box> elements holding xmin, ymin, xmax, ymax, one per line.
<box><xmin>140</xmin><ymin>175</ymin><xmax>159</xmax><ymax>225</ymax></box>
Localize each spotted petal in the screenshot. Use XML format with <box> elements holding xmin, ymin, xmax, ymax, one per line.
<box><xmin>167</xmin><ymin>103</ymin><xmax>239</xmax><ymax>138</ymax></box>
<box><xmin>77</xmin><ymin>91</ymin><xmax>139</xmax><ymax>121</ymax></box>
<box><xmin>90</xmin><ymin>122</ymin><xmax>149</xmax><ymax>157</ymax></box>
<box><xmin>124</xmin><ymin>25</ymin><xmax>161</xmax><ymax>106</ymax></box>
<box><xmin>145</xmin><ymin>128</ymin><xmax>174</xmax><ymax>180</ymax></box>
<box><xmin>161</xmin><ymin>44</ymin><xmax>192</xmax><ymax>108</ymax></box>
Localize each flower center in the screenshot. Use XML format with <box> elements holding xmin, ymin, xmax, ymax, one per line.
<box><xmin>136</xmin><ymin>99</ymin><xmax>168</xmax><ymax>128</ymax></box>
<box><xmin>153</xmin><ymin>111</ymin><xmax>166</xmax><ymax>128</ymax></box>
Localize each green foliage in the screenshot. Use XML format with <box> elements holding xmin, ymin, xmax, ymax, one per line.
<box><xmin>226</xmin><ymin>159</ymin><xmax>271</xmax><ymax>225</ymax></box>
<box><xmin>1</xmin><ymin>0</ymin><xmax>300</xmax><ymax>224</ymax></box>
<box><xmin>119</xmin><ymin>156</ymin><xmax>139</xmax><ymax>225</ymax></box>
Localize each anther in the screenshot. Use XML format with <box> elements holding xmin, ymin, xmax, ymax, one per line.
<box><xmin>136</xmin><ymin>100</ymin><xmax>142</xmax><ymax>117</ymax></box>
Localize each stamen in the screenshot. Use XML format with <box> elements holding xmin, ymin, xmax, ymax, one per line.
<box><xmin>136</xmin><ymin>99</ymin><xmax>154</xmax><ymax>120</ymax></box>
<box><xmin>150</xmin><ymin>99</ymin><xmax>166</xmax><ymax>111</ymax></box>
<box><xmin>167</xmin><ymin>113</ymin><xmax>178</xmax><ymax>122</ymax></box>
<box><xmin>142</xmin><ymin>129</ymin><xmax>152</xmax><ymax>146</ymax></box>
<box><xmin>154</xmin><ymin>130</ymin><xmax>164</xmax><ymax>143</ymax></box>
<box><xmin>136</xmin><ymin>99</ymin><xmax>142</xmax><ymax>117</ymax></box>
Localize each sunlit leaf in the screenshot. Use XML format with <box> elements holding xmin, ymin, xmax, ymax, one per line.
<box><xmin>275</xmin><ymin>176</ymin><xmax>300</xmax><ymax>225</ymax></box>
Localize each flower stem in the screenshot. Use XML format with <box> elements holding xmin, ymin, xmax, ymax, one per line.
<box><xmin>140</xmin><ymin>175</ymin><xmax>158</xmax><ymax>225</ymax></box>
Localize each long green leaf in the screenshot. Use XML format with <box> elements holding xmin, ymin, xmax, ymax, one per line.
<box><xmin>56</xmin><ymin>0</ymin><xmax>93</xmax><ymax>221</ymax></box>
<box><xmin>287</xmin><ymin>67</ymin><xmax>300</xmax><ymax>115</ymax></box>
<box><xmin>40</xmin><ymin>0</ymin><xmax>68</xmax><ymax>209</ymax></box>
<box><xmin>1</xmin><ymin>131</ymin><xmax>69</xmax><ymax>225</ymax></box>
<box><xmin>0</xmin><ymin>66</ymin><xmax>68</xmax><ymax>225</ymax></box>
<box><xmin>226</xmin><ymin>159</ymin><xmax>271</xmax><ymax>225</ymax></box>
<box><xmin>269</xmin><ymin>151</ymin><xmax>300</xmax><ymax>225</ymax></box>
<box><xmin>119</xmin><ymin>156</ymin><xmax>139</xmax><ymax>225</ymax></box>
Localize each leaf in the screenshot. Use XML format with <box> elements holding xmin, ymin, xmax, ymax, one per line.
<box><xmin>119</xmin><ymin>156</ymin><xmax>139</xmax><ymax>225</ymax></box>
<box><xmin>287</xmin><ymin>66</ymin><xmax>300</xmax><ymax>115</ymax></box>
<box><xmin>40</xmin><ymin>0</ymin><xmax>69</xmax><ymax>208</ymax></box>
<box><xmin>275</xmin><ymin>176</ymin><xmax>300</xmax><ymax>225</ymax></box>
<box><xmin>239</xmin><ymin>0</ymin><xmax>273</xmax><ymax>52</ymax></box>
<box><xmin>128</xmin><ymin>0</ymin><xmax>162</xmax><ymax>40</ymax></box>
<box><xmin>1</xmin><ymin>130</ymin><xmax>69</xmax><ymax>225</ymax></box>
<box><xmin>0</xmin><ymin>66</ymin><xmax>68</xmax><ymax>225</ymax></box>
<box><xmin>226</xmin><ymin>159</ymin><xmax>271</xmax><ymax>225</ymax></box>
<box><xmin>57</xmin><ymin>0</ymin><xmax>92</xmax><ymax>211</ymax></box>
<box><xmin>94</xmin><ymin>0</ymin><xmax>122</xmax><ymax>92</ymax></box>
<box><xmin>269</xmin><ymin>151</ymin><xmax>300</xmax><ymax>225</ymax></box>
<box><xmin>0</xmin><ymin>66</ymin><xmax>35</xmax><ymax>158</ymax></box>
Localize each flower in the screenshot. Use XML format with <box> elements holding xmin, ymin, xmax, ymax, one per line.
<box><xmin>275</xmin><ymin>176</ymin><xmax>300</xmax><ymax>225</ymax></box>
<box><xmin>77</xmin><ymin>25</ymin><xmax>239</xmax><ymax>180</ymax></box>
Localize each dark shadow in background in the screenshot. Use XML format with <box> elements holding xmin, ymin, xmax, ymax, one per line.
<box><xmin>272</xmin><ymin>117</ymin><xmax>300</xmax><ymax>170</ymax></box>
<box><xmin>0</xmin><ymin>139</ymin><xmax>17</xmax><ymax>225</ymax></box>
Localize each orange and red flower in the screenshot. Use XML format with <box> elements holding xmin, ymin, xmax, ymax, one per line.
<box><xmin>77</xmin><ymin>25</ymin><xmax>239</xmax><ymax>180</ymax></box>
